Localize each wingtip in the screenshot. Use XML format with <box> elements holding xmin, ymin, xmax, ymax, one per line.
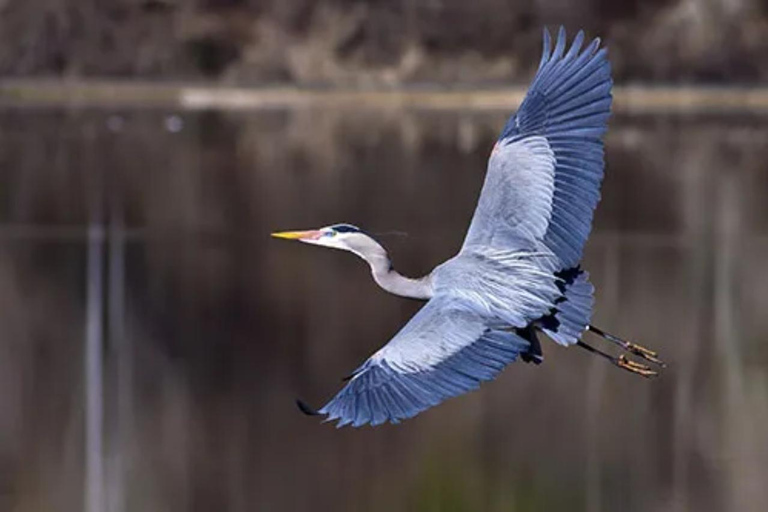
<box><xmin>296</xmin><ymin>399</ymin><xmax>321</xmax><ymax>416</ymax></box>
<box><xmin>572</xmin><ymin>30</ymin><xmax>585</xmax><ymax>52</ymax></box>
<box><xmin>341</xmin><ymin>370</ymin><xmax>358</xmax><ymax>382</ymax></box>
<box><xmin>551</xmin><ymin>26</ymin><xmax>567</xmax><ymax>59</ymax></box>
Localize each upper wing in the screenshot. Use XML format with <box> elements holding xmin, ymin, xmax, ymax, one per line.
<box><xmin>462</xmin><ymin>27</ymin><xmax>612</xmax><ymax>269</ymax></box>
<box><xmin>313</xmin><ymin>296</ymin><xmax>532</xmax><ymax>427</ymax></box>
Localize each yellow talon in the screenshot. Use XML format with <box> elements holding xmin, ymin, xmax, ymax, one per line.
<box><xmin>617</xmin><ymin>355</ymin><xmax>658</xmax><ymax>378</ymax></box>
<box><xmin>625</xmin><ymin>342</ymin><xmax>666</xmax><ymax>367</ymax></box>
<box><xmin>627</xmin><ymin>342</ymin><xmax>656</xmax><ymax>357</ymax></box>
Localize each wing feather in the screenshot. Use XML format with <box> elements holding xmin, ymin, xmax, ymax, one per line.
<box><xmin>543</xmin><ymin>269</ymin><xmax>594</xmax><ymax>346</ymax></box>
<box><xmin>462</xmin><ymin>27</ymin><xmax>612</xmax><ymax>269</ymax></box>
<box><xmin>315</xmin><ymin>297</ymin><xmax>533</xmax><ymax>427</ymax></box>
<box><xmin>461</xmin><ymin>136</ymin><xmax>557</xmax><ymax>250</ymax></box>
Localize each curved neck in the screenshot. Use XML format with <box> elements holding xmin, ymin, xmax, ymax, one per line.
<box><xmin>369</xmin><ymin>255</ymin><xmax>432</xmax><ymax>300</ymax></box>
<box><xmin>351</xmin><ymin>238</ymin><xmax>432</xmax><ymax>300</ymax></box>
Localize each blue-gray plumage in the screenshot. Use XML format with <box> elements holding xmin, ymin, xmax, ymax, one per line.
<box><xmin>272</xmin><ymin>27</ymin><xmax>665</xmax><ymax>428</ymax></box>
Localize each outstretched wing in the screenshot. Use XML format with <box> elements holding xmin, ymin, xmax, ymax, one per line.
<box><xmin>312</xmin><ymin>297</ymin><xmax>533</xmax><ymax>427</ymax></box>
<box><xmin>462</xmin><ymin>27</ymin><xmax>612</xmax><ymax>269</ymax></box>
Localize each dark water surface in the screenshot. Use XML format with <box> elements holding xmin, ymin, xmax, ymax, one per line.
<box><xmin>1</xmin><ymin>106</ymin><xmax>767</xmax><ymax>512</ymax></box>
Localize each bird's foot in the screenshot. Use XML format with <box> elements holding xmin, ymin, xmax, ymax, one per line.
<box><xmin>625</xmin><ymin>342</ymin><xmax>666</xmax><ymax>367</ymax></box>
<box><xmin>588</xmin><ymin>326</ymin><xmax>665</xmax><ymax>368</ymax></box>
<box><xmin>615</xmin><ymin>355</ymin><xmax>658</xmax><ymax>378</ymax></box>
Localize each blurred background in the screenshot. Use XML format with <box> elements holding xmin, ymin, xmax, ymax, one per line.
<box><xmin>1</xmin><ymin>1</ymin><xmax>768</xmax><ymax>512</ymax></box>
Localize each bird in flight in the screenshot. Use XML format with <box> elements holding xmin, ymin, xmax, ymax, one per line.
<box><xmin>272</xmin><ymin>27</ymin><xmax>665</xmax><ymax>427</ymax></box>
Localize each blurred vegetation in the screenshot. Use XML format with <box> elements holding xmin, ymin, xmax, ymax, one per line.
<box><xmin>0</xmin><ymin>0</ymin><xmax>767</xmax><ymax>84</ymax></box>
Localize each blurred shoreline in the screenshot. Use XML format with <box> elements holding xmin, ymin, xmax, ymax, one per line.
<box><xmin>2</xmin><ymin>80</ymin><xmax>768</xmax><ymax>114</ymax></box>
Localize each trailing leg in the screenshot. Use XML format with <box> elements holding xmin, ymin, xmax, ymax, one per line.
<box><xmin>576</xmin><ymin>340</ymin><xmax>658</xmax><ymax>378</ymax></box>
<box><xmin>587</xmin><ymin>325</ymin><xmax>665</xmax><ymax>367</ymax></box>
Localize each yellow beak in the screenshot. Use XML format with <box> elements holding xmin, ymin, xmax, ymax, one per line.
<box><xmin>270</xmin><ymin>230</ymin><xmax>320</xmax><ymax>240</ymax></box>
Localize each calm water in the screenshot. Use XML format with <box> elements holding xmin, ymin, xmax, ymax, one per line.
<box><xmin>1</xmin><ymin>106</ymin><xmax>767</xmax><ymax>512</ymax></box>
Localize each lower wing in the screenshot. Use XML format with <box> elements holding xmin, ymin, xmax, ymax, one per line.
<box><xmin>303</xmin><ymin>296</ymin><xmax>535</xmax><ymax>427</ymax></box>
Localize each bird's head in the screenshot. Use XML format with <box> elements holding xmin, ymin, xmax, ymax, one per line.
<box><xmin>271</xmin><ymin>223</ymin><xmax>382</xmax><ymax>259</ymax></box>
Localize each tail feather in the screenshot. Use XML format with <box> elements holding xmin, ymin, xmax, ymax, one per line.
<box><xmin>543</xmin><ymin>268</ymin><xmax>594</xmax><ymax>346</ymax></box>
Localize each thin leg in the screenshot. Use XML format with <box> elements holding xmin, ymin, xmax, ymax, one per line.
<box><xmin>576</xmin><ymin>340</ymin><xmax>658</xmax><ymax>378</ymax></box>
<box><xmin>588</xmin><ymin>325</ymin><xmax>666</xmax><ymax>367</ymax></box>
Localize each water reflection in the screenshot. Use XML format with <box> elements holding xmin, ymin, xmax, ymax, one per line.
<box><xmin>1</xmin><ymin>106</ymin><xmax>767</xmax><ymax>512</ymax></box>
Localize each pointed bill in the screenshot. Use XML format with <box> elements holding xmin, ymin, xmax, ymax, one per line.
<box><xmin>271</xmin><ymin>230</ymin><xmax>322</xmax><ymax>240</ymax></box>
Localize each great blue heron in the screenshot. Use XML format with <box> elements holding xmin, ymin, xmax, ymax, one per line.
<box><xmin>272</xmin><ymin>27</ymin><xmax>664</xmax><ymax>427</ymax></box>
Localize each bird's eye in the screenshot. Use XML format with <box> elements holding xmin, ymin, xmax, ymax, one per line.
<box><xmin>325</xmin><ymin>231</ymin><xmax>337</xmax><ymax>237</ymax></box>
